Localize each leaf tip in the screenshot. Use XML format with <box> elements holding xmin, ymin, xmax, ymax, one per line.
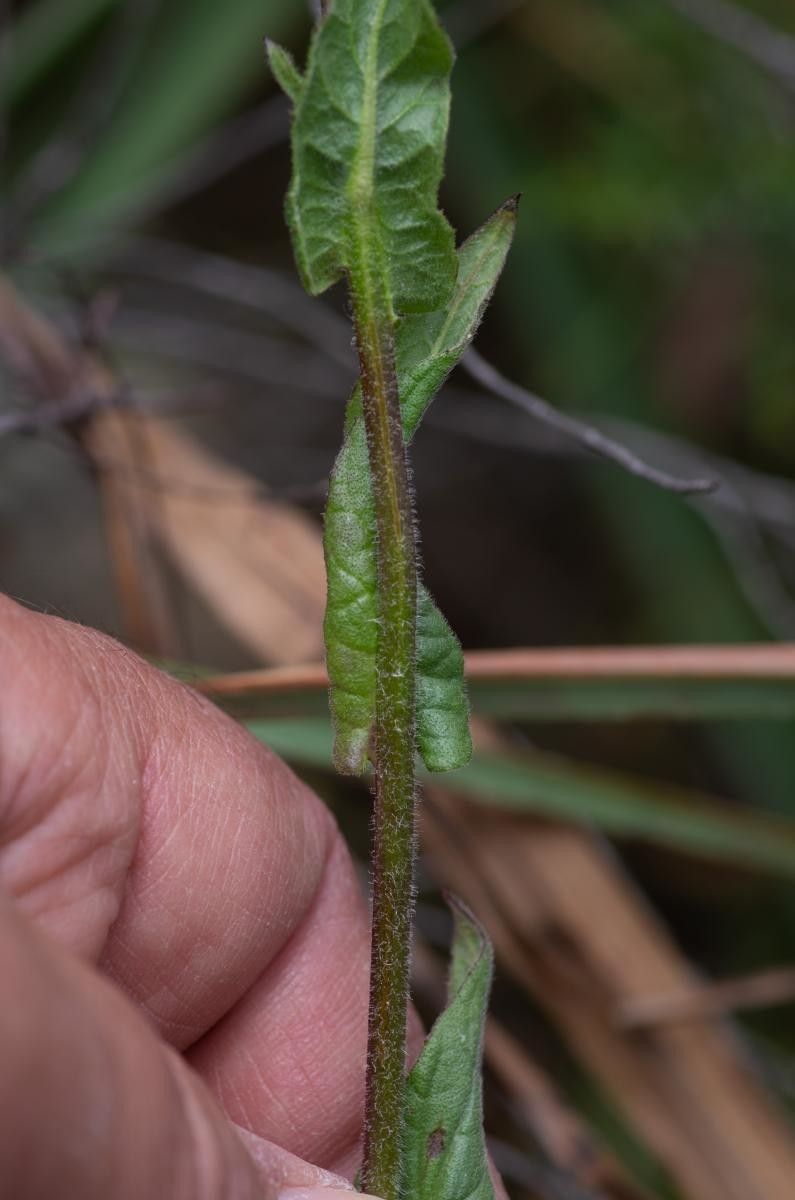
<box><xmin>331</xmin><ymin>724</ymin><xmax>372</xmax><ymax>777</ymax></box>
<box><xmin>266</xmin><ymin>40</ymin><xmax>303</xmax><ymax>105</ymax></box>
<box><xmin>500</xmin><ymin>192</ymin><xmax>522</xmax><ymax>214</ymax></box>
<box><xmin>421</xmin><ymin>736</ymin><xmax>472</xmax><ymax>774</ymax></box>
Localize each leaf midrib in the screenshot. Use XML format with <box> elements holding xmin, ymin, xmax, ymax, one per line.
<box><xmin>347</xmin><ymin>0</ymin><xmax>390</xmax><ymax>229</ymax></box>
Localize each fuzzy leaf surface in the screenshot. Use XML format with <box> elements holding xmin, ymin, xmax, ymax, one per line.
<box><xmin>265</xmin><ymin>41</ymin><xmax>303</xmax><ymax>105</ymax></box>
<box><xmin>324</xmin><ymin>203</ymin><xmax>517</xmax><ymax>772</ymax></box>
<box><xmin>275</xmin><ymin>0</ymin><xmax>457</xmax><ymax>312</ymax></box>
<box><xmin>402</xmin><ymin>898</ymin><xmax>495</xmax><ymax>1200</ymax></box>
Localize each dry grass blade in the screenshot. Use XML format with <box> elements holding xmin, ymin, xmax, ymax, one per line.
<box><xmin>0</xmin><ymin>275</ymin><xmax>76</xmax><ymax>388</ymax></box>
<box><xmin>0</xmin><ymin>276</ymin><xmax>178</xmax><ymax>653</ymax></box>
<box><xmin>484</xmin><ymin>1021</ymin><xmax>655</xmax><ymax>1200</ymax></box>
<box><xmin>86</xmin><ymin>412</ymin><xmax>327</xmax><ymax>665</ymax></box>
<box><xmin>198</xmin><ymin>642</ymin><xmax>795</xmax><ymax>731</ymax></box>
<box><xmin>0</xmin><ymin>276</ymin><xmax>327</xmax><ymax>664</ymax></box>
<box><xmin>200</xmin><ymin>642</ymin><xmax>795</xmax><ymax>697</ymax></box>
<box><xmin>617</xmin><ymin>966</ymin><xmax>795</xmax><ymax>1031</ymax></box>
<box><xmin>421</xmin><ymin>777</ymin><xmax>795</xmax><ymax>1200</ymax></box>
<box><xmin>84</xmin><ymin>409</ymin><xmax>183</xmax><ymax>654</ymax></box>
<box><xmin>459</xmin><ymin>645</ymin><xmax>795</xmax><ymax>677</ymax></box>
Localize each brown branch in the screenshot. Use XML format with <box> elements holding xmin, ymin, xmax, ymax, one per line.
<box><xmin>462</xmin><ymin>349</ymin><xmax>717</xmax><ymax>496</ymax></box>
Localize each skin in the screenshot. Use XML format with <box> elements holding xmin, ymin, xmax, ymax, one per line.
<box><xmin>0</xmin><ymin>593</ymin><xmax>507</xmax><ymax>1200</ymax></box>
<box><xmin>0</xmin><ymin>592</ymin><xmax>389</xmax><ymax>1199</ymax></box>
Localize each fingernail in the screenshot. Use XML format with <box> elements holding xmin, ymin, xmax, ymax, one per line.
<box><xmin>278</xmin><ymin>1189</ymin><xmax>380</xmax><ymax>1200</ymax></box>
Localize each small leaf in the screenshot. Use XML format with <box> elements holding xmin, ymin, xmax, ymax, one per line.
<box><xmin>272</xmin><ymin>0</ymin><xmax>458</xmax><ymax>312</ymax></box>
<box><xmin>323</xmin><ymin>202</ymin><xmax>517</xmax><ymax>773</ymax></box>
<box><xmin>397</xmin><ymin>194</ymin><xmax>520</xmax><ymax>431</ymax></box>
<box><xmin>265</xmin><ymin>41</ymin><xmax>304</xmax><ymax>105</ymax></box>
<box><xmin>402</xmin><ymin>897</ymin><xmax>495</xmax><ymax>1200</ymax></box>
<box><xmin>415</xmin><ymin>586</ymin><xmax>471</xmax><ymax>773</ymax></box>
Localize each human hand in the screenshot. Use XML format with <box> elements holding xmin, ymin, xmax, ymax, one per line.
<box><xmin>0</xmin><ymin>593</ymin><xmax>396</xmax><ymax>1199</ymax></box>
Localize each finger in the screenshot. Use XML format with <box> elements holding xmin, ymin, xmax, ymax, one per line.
<box><xmin>0</xmin><ymin>593</ymin><xmax>340</xmax><ymax>1048</ymax></box>
<box><xmin>187</xmin><ymin>830</ymin><xmax>427</xmax><ymax>1178</ymax></box>
<box><xmin>0</xmin><ymin>595</ymin><xmax>376</xmax><ymax>1170</ymax></box>
<box><xmin>0</xmin><ymin>893</ymin><xmax>375</xmax><ymax>1200</ymax></box>
<box><xmin>189</xmin><ymin>833</ymin><xmax>369</xmax><ymax>1173</ymax></box>
<box><xmin>0</xmin><ymin>596</ymin><xmax>427</xmax><ymax>1181</ymax></box>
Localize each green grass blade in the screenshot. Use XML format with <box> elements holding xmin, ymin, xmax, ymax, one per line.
<box><xmin>445</xmin><ymin>749</ymin><xmax>795</xmax><ymax>879</ymax></box>
<box><xmin>246</xmin><ymin>716</ymin><xmax>795</xmax><ymax>879</ymax></box>
<box><xmin>6</xmin><ymin>0</ymin><xmax>116</xmax><ymax>107</ymax></box>
<box><xmin>35</xmin><ymin>0</ymin><xmax>301</xmax><ymax>246</ymax></box>
<box><xmin>470</xmin><ymin>677</ymin><xmax>795</xmax><ymax>721</ymax></box>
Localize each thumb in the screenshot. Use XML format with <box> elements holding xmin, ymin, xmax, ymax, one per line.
<box><xmin>236</xmin><ymin>1129</ymin><xmax>381</xmax><ymax>1200</ymax></box>
<box><xmin>0</xmin><ymin>896</ymin><xmax>378</xmax><ymax>1199</ymax></box>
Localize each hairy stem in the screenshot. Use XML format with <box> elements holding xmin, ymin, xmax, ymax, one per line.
<box><xmin>349</xmin><ymin>235</ymin><xmax>418</xmax><ymax>1200</ymax></box>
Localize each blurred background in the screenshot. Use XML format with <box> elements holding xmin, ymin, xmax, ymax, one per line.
<box><xmin>3</xmin><ymin>0</ymin><xmax>795</xmax><ymax>1196</ymax></box>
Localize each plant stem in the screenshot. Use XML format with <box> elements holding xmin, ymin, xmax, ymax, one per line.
<box><xmin>348</xmin><ymin>239</ymin><xmax>418</xmax><ymax>1200</ymax></box>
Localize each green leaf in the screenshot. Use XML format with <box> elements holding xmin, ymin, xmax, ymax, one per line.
<box><xmin>324</xmin><ymin>202</ymin><xmax>517</xmax><ymax>773</ymax></box>
<box><xmin>272</xmin><ymin>3</ymin><xmax>519</xmax><ymax>782</ymax></box>
<box><xmin>402</xmin><ymin>897</ymin><xmax>495</xmax><ymax>1200</ymax></box>
<box><xmin>265</xmin><ymin>41</ymin><xmax>304</xmax><ymax>106</ymax></box>
<box><xmin>414</xmin><ymin>586</ymin><xmax>471</xmax><ymax>773</ymax></box>
<box><xmin>245</xmin><ymin>717</ymin><xmax>795</xmax><ymax>880</ymax></box>
<box><xmin>273</xmin><ymin>0</ymin><xmax>457</xmax><ymax>312</ymax></box>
